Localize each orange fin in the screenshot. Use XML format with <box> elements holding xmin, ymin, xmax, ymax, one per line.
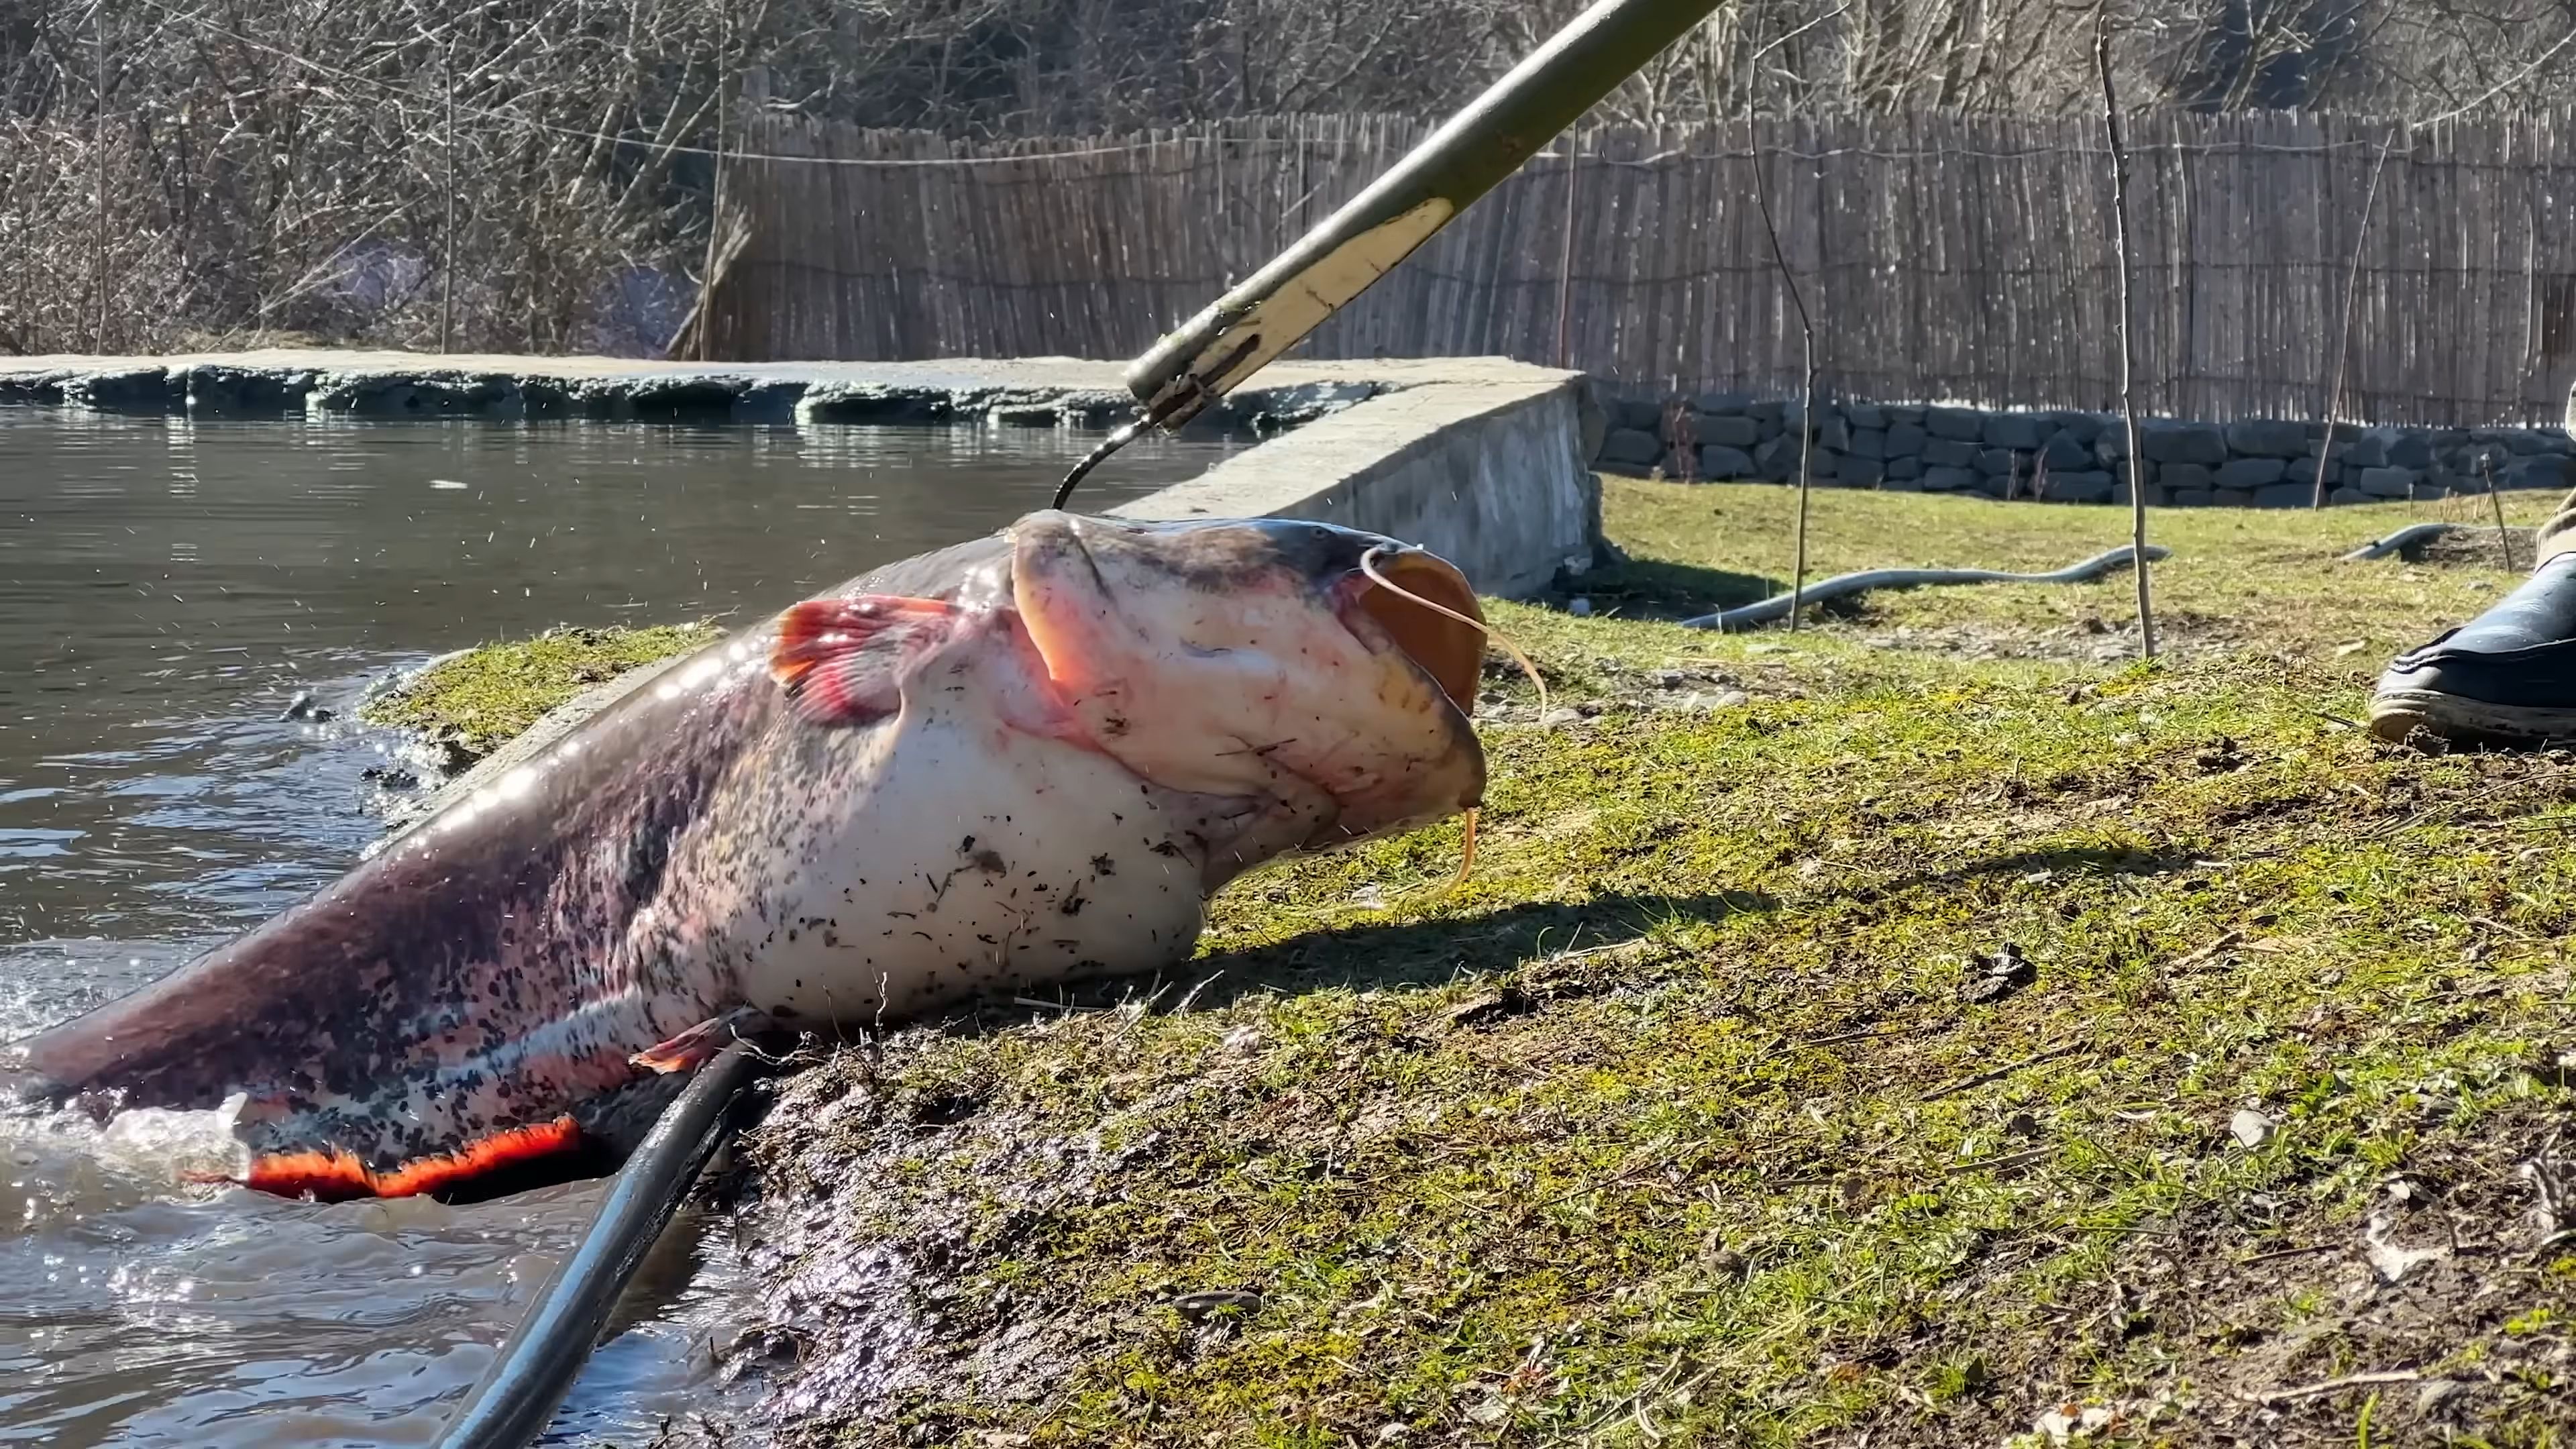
<box><xmin>632</xmin><ymin>1008</ymin><xmax>768</xmax><ymax>1074</ymax></box>
<box><xmin>228</xmin><ymin>1116</ymin><xmax>583</xmax><ymax>1202</ymax></box>
<box><xmin>769</xmin><ymin>595</ymin><xmax>961</xmax><ymax>726</ymax></box>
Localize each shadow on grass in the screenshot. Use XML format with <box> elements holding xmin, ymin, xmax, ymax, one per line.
<box><xmin>1852</xmin><ymin>843</ymin><xmax>2204</xmax><ymax>901</ymax></box>
<box><xmin>1188</xmin><ymin>890</ymin><xmax>1780</xmax><ymax>1004</ymax></box>
<box><xmin>944</xmin><ymin>843</ymin><xmax>2194</xmax><ymax>1034</ymax></box>
<box><xmin>1570</xmin><ymin>555</ymin><xmax>1893</xmax><ymax>626</ymax></box>
<box><xmin>1570</xmin><ymin>557</ymin><xmax>1784</xmax><ymax>621</ymax></box>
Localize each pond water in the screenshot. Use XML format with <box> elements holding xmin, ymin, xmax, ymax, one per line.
<box><xmin>0</xmin><ymin>409</ymin><xmax>1244</xmax><ymax>1446</ymax></box>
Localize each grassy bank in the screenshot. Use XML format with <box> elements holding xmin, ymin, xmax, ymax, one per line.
<box><xmin>388</xmin><ymin>483</ymin><xmax>2576</xmax><ymax>1446</ymax></box>
<box><xmin>362</xmin><ymin>622</ymin><xmax>723</xmax><ymax>764</ymax></box>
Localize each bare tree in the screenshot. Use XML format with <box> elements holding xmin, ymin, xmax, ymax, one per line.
<box><xmin>13</xmin><ymin>0</ymin><xmax>2576</xmax><ymax>358</ymax></box>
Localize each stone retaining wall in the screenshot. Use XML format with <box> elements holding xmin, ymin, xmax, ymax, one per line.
<box><xmin>1587</xmin><ymin>391</ymin><xmax>2576</xmax><ymax>506</ymax></box>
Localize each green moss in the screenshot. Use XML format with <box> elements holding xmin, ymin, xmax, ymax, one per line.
<box><xmin>362</xmin><ymin>622</ymin><xmax>722</xmax><ymax>761</ymax></box>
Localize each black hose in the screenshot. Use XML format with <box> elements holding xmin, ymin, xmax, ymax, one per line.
<box><xmin>1051</xmin><ymin>417</ymin><xmax>1144</xmax><ymax>511</ymax></box>
<box><xmin>433</xmin><ymin>1046</ymin><xmax>761</xmax><ymax>1449</ymax></box>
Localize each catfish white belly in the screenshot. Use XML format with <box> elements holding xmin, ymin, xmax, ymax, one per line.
<box><xmin>718</xmin><ymin>696</ymin><xmax>1250</xmax><ymax>1023</ymax></box>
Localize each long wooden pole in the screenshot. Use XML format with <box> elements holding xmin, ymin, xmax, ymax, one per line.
<box><xmin>1119</xmin><ymin>0</ymin><xmax>1727</xmax><ymax>428</ymax></box>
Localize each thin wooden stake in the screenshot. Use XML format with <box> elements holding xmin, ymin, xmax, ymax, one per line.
<box><xmin>2483</xmin><ymin>453</ymin><xmax>2518</xmax><ymax>572</ymax></box>
<box><xmin>1554</xmin><ymin>140</ymin><xmax>1578</xmax><ymax>369</ymax></box>
<box><xmin>440</xmin><ymin>38</ymin><xmax>456</xmax><ymax>354</ymax></box>
<box><xmin>1746</xmin><ymin>20</ymin><xmax>1817</xmax><ymax>631</ymax></box>
<box><xmin>91</xmin><ymin>9</ymin><xmax>108</xmax><ymax>354</ymax></box>
<box><xmin>699</xmin><ymin>5</ymin><xmax>731</xmax><ymax>364</ymax></box>
<box><xmin>2314</xmin><ymin>129</ymin><xmax>2398</xmax><ymax>508</ymax></box>
<box><xmin>2096</xmin><ymin>10</ymin><xmax>2156</xmax><ymax>660</ymax></box>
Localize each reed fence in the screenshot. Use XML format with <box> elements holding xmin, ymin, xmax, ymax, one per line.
<box><xmin>700</xmin><ymin>107</ymin><xmax>2576</xmax><ymax>427</ymax></box>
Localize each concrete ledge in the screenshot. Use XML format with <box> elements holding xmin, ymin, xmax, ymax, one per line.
<box><xmin>1</xmin><ymin>350</ymin><xmax>1601</xmax><ymax>598</ymax></box>
<box><xmin>1111</xmin><ymin>363</ymin><xmax>1602</xmax><ymax>598</ymax></box>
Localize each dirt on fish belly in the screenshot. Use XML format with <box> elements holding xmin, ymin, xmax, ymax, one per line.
<box><xmin>3</xmin><ymin>512</ymin><xmax>1489</xmax><ymax>1202</ymax></box>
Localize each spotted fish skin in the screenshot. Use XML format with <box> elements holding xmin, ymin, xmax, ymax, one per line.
<box><xmin>4</xmin><ymin>515</ymin><xmax>1489</xmax><ymax>1199</ymax></box>
<box><xmin>5</xmin><ymin>574</ymin><xmax>796</xmax><ymax>1195</ymax></box>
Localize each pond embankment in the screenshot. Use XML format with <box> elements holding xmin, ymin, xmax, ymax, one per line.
<box><xmin>386</xmin><ymin>481</ymin><xmax>2576</xmax><ymax>1447</ymax></box>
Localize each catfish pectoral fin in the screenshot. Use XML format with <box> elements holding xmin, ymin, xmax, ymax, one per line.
<box><xmin>631</xmin><ymin>1006</ymin><xmax>775</xmax><ymax>1075</ymax></box>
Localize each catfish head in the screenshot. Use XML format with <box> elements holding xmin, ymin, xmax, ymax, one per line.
<box><xmin>1008</xmin><ymin>511</ymin><xmax>1487</xmax><ymax>883</ymax></box>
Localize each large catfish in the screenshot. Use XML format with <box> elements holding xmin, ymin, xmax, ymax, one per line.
<box><xmin>3</xmin><ymin>512</ymin><xmax>1487</xmax><ymax>1201</ymax></box>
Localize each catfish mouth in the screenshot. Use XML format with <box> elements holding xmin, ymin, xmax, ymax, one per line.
<box><xmin>1340</xmin><ymin>547</ymin><xmax>1486</xmax><ymax>716</ymax></box>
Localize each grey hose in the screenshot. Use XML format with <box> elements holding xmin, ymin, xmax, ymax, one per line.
<box><xmin>1678</xmin><ymin>544</ymin><xmax>2173</xmax><ymax>631</ymax></box>
<box><xmin>2340</xmin><ymin>521</ymin><xmax>2465</xmax><ymax>561</ymax></box>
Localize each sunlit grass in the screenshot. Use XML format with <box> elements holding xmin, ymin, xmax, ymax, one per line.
<box><xmin>395</xmin><ymin>480</ymin><xmax>2576</xmax><ymax>1446</ymax></box>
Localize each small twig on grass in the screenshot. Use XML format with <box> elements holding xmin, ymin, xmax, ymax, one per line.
<box><xmin>1576</xmin><ymin>1356</ymin><xmax>1730</xmax><ymax>1448</ymax></box>
<box><xmin>1010</xmin><ymin>995</ymin><xmax>1096</xmax><ymax>1014</ymax></box>
<box><xmin>1518</xmin><ymin>1141</ymin><xmax>1703</xmax><ymax>1220</ymax></box>
<box><xmin>1797</xmin><ymin>1022</ymin><xmax>1933</xmax><ymax>1048</ymax></box>
<box><xmin>2239</xmin><ymin>1241</ymin><xmax>2340</xmax><ymax>1265</ymax></box>
<box><xmin>1172</xmin><ymin>969</ymin><xmax>1226</xmax><ymax>1014</ymax></box>
<box><xmin>1919</xmin><ymin>1040</ymin><xmax>2087</xmax><ymax>1102</ymax></box>
<box><xmin>2253</xmin><ymin>1370</ymin><xmax>2421</xmax><ymax>1405</ymax></box>
<box><xmin>1745</xmin><ymin>9</ymin><xmax>1818</xmax><ymax>631</ymax></box>
<box><xmin>1935</xmin><ymin>1145</ymin><xmax>2054</xmax><ymax>1179</ymax></box>
<box><xmin>2315</xmin><ymin>128</ymin><xmax>2399</xmax><ymax>510</ymax></box>
<box><xmin>2483</xmin><ymin>453</ymin><xmax>2520</xmax><ymax>572</ymax></box>
<box><xmin>2168</xmin><ymin>928</ymin><xmax>2245</xmax><ymax>970</ymax></box>
<box><xmin>2096</xmin><ymin>9</ymin><xmax>2155</xmax><ymax>659</ymax></box>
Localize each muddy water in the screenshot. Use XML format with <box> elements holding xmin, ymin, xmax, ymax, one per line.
<box><xmin>0</xmin><ymin>409</ymin><xmax>1242</xmax><ymax>1446</ymax></box>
